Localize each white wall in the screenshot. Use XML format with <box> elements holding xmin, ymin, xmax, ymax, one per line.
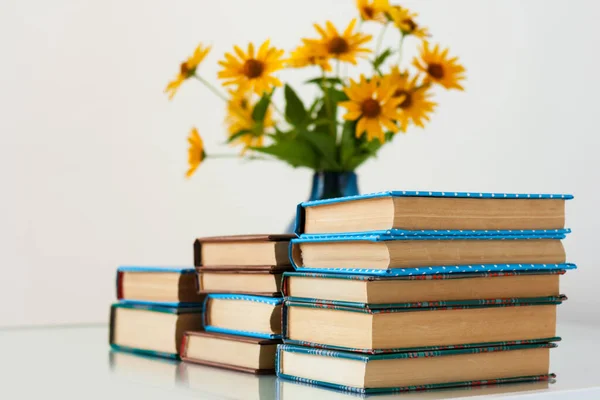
<box><xmin>1</xmin><ymin>0</ymin><xmax>599</xmax><ymax>327</ymax></box>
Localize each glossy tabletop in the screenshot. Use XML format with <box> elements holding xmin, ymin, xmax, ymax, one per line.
<box><xmin>2</xmin><ymin>321</ymin><xmax>600</xmax><ymax>400</ymax></box>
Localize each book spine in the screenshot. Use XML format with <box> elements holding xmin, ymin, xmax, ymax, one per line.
<box><xmin>116</xmin><ymin>271</ymin><xmax>124</xmax><ymax>300</ymax></box>
<box><xmin>180</xmin><ymin>332</ymin><xmax>189</xmax><ymax>357</ymax></box>
<box><xmin>193</xmin><ymin>239</ymin><xmax>202</xmax><ymax>267</ymax></box>
<box><xmin>294</xmin><ymin>203</ymin><xmax>305</xmax><ymax>235</ymax></box>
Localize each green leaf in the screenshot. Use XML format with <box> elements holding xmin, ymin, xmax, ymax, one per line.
<box><xmin>305</xmin><ymin>77</ymin><xmax>343</xmax><ymax>86</ymax></box>
<box><xmin>298</xmin><ymin>129</ymin><xmax>340</xmax><ymax>170</ymax></box>
<box><xmin>226</xmin><ymin>129</ymin><xmax>253</xmax><ymax>143</ymax></box>
<box><xmin>252</xmin><ymin>92</ymin><xmax>272</xmax><ymax>122</ymax></box>
<box><xmin>250</xmin><ymin>139</ymin><xmax>318</xmax><ymax>169</ymax></box>
<box><xmin>284</xmin><ymin>84</ymin><xmax>307</xmax><ymax>126</ymax></box>
<box><xmin>372</xmin><ymin>48</ymin><xmax>394</xmax><ymax>70</ymax></box>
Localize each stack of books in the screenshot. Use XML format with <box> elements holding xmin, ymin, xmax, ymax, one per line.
<box><xmin>180</xmin><ymin>234</ymin><xmax>294</xmax><ymax>374</ymax></box>
<box><xmin>277</xmin><ymin>191</ymin><xmax>576</xmax><ymax>395</ymax></box>
<box><xmin>109</xmin><ymin>266</ymin><xmax>205</xmax><ymax>358</ymax></box>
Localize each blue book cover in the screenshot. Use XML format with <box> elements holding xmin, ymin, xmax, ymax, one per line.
<box><xmin>282</xmin><ymin>297</ymin><xmax>566</xmax><ymax>354</ymax></box>
<box><xmin>295</xmin><ymin>190</ymin><xmax>573</xmax><ymax>236</ymax></box>
<box><xmin>203</xmin><ymin>294</ymin><xmax>285</xmax><ymax>339</ymax></box>
<box><xmin>282</xmin><ymin>270</ymin><xmax>572</xmax><ymax>308</ymax></box>
<box><xmin>109</xmin><ymin>302</ymin><xmax>203</xmax><ymax>359</ymax></box>
<box><xmin>276</xmin><ymin>343</ymin><xmax>557</xmax><ymax>395</ymax></box>
<box><xmin>289</xmin><ymin>232</ymin><xmax>575</xmax><ymax>276</ymax></box>
<box><xmin>116</xmin><ymin>266</ymin><xmax>204</xmax><ymax>307</ymax></box>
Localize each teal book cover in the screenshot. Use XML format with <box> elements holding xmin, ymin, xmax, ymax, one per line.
<box><xmin>294</xmin><ymin>190</ymin><xmax>573</xmax><ymax>236</ymax></box>
<box><xmin>281</xmin><ymin>269</ymin><xmax>571</xmax><ymax>307</ymax></box>
<box><xmin>282</xmin><ymin>298</ymin><xmax>565</xmax><ymax>354</ymax></box>
<box><xmin>276</xmin><ymin>343</ymin><xmax>557</xmax><ymax>395</ymax></box>
<box><xmin>109</xmin><ymin>302</ymin><xmax>203</xmax><ymax>359</ymax></box>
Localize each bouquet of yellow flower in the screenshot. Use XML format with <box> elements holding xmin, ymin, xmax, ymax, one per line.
<box><xmin>166</xmin><ymin>1</ymin><xmax>465</xmax><ymax>178</ymax></box>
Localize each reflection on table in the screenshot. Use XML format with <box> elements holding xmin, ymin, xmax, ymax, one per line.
<box><xmin>109</xmin><ymin>349</ymin><xmax>553</xmax><ymax>400</ymax></box>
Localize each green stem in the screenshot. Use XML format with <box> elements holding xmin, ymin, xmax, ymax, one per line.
<box><xmin>193</xmin><ymin>75</ymin><xmax>228</xmax><ymax>102</ymax></box>
<box><xmin>321</xmin><ymin>71</ymin><xmax>336</xmax><ymax>137</ymax></box>
<box><xmin>208</xmin><ymin>153</ymin><xmax>272</xmax><ymax>161</ymax></box>
<box><xmin>397</xmin><ymin>34</ymin><xmax>406</xmax><ymax>65</ymax></box>
<box><xmin>374</xmin><ymin>24</ymin><xmax>389</xmax><ymax>61</ymax></box>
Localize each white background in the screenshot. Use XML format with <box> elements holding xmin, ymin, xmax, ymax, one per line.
<box><xmin>1</xmin><ymin>0</ymin><xmax>599</xmax><ymax>327</ymax></box>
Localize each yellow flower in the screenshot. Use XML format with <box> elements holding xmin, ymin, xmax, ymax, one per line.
<box><xmin>386</xmin><ymin>67</ymin><xmax>437</xmax><ymax>132</ymax></box>
<box><xmin>389</xmin><ymin>6</ymin><xmax>430</xmax><ymax>38</ymax></box>
<box><xmin>288</xmin><ymin>42</ymin><xmax>332</xmax><ymax>72</ymax></box>
<box><xmin>304</xmin><ymin>19</ymin><xmax>372</xmax><ymax>65</ymax></box>
<box><xmin>218</xmin><ymin>40</ymin><xmax>285</xmax><ymax>95</ymax></box>
<box><xmin>339</xmin><ymin>75</ymin><xmax>403</xmax><ymax>142</ymax></box>
<box><xmin>165</xmin><ymin>44</ymin><xmax>211</xmax><ymax>100</ymax></box>
<box><xmin>413</xmin><ymin>42</ymin><xmax>466</xmax><ymax>91</ymax></box>
<box><xmin>225</xmin><ymin>90</ymin><xmax>274</xmax><ymax>153</ymax></box>
<box><xmin>356</xmin><ymin>0</ymin><xmax>390</xmax><ymax>23</ymax></box>
<box><xmin>186</xmin><ymin>127</ymin><xmax>205</xmax><ymax>178</ymax></box>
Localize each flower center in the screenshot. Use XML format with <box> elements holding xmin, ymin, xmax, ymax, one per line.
<box><xmin>402</xmin><ymin>18</ymin><xmax>417</xmax><ymax>32</ymax></box>
<box><xmin>427</xmin><ymin>63</ymin><xmax>444</xmax><ymax>79</ymax></box>
<box><xmin>243</xmin><ymin>59</ymin><xmax>264</xmax><ymax>79</ymax></box>
<box><xmin>361</xmin><ymin>98</ymin><xmax>381</xmax><ymax>118</ymax></box>
<box><xmin>180</xmin><ymin>62</ymin><xmax>195</xmax><ymax>78</ymax></box>
<box><xmin>240</xmin><ymin>99</ymin><xmax>249</xmax><ymax>110</ymax></box>
<box><xmin>328</xmin><ymin>37</ymin><xmax>349</xmax><ymax>55</ymax></box>
<box><xmin>393</xmin><ymin>89</ymin><xmax>412</xmax><ymax>109</ymax></box>
<box><xmin>363</xmin><ymin>6</ymin><xmax>375</xmax><ymax>19</ymax></box>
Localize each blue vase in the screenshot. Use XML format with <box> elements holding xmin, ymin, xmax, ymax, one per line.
<box><xmin>285</xmin><ymin>171</ymin><xmax>359</xmax><ymax>233</ymax></box>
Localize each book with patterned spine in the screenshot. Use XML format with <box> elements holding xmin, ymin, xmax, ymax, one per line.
<box><xmin>282</xmin><ymin>297</ymin><xmax>565</xmax><ymax>354</ymax></box>
<box><xmin>289</xmin><ymin>232</ymin><xmax>574</xmax><ymax>275</ymax></box>
<box><xmin>276</xmin><ymin>343</ymin><xmax>557</xmax><ymax>394</ymax></box>
<box><xmin>294</xmin><ymin>191</ymin><xmax>573</xmax><ymax>235</ymax></box>
<box><xmin>282</xmin><ymin>269</ymin><xmax>572</xmax><ymax>308</ymax></box>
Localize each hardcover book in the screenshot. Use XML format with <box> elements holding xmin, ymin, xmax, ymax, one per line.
<box><xmin>282</xmin><ymin>269</ymin><xmax>570</xmax><ymax>308</ymax></box>
<box><xmin>204</xmin><ymin>294</ymin><xmax>284</xmax><ymax>339</ymax></box>
<box><xmin>276</xmin><ymin>343</ymin><xmax>557</xmax><ymax>394</ymax></box>
<box><xmin>181</xmin><ymin>331</ymin><xmax>281</xmax><ymax>374</ymax></box>
<box><xmin>283</xmin><ymin>298</ymin><xmax>565</xmax><ymax>353</ymax></box>
<box><xmin>109</xmin><ymin>302</ymin><xmax>203</xmax><ymax>359</ymax></box>
<box><xmin>295</xmin><ymin>191</ymin><xmax>573</xmax><ymax>235</ymax></box>
<box><xmin>194</xmin><ymin>234</ymin><xmax>295</xmax><ymax>267</ymax></box>
<box><xmin>198</xmin><ymin>265</ymin><xmax>290</xmax><ymax>296</ymax></box>
<box><xmin>290</xmin><ymin>234</ymin><xmax>569</xmax><ymax>273</ymax></box>
<box><xmin>117</xmin><ymin>266</ymin><xmax>204</xmax><ymax>306</ymax></box>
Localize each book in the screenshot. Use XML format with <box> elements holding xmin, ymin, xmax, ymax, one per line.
<box><xmin>290</xmin><ymin>235</ymin><xmax>566</xmax><ymax>272</ymax></box>
<box><xmin>180</xmin><ymin>362</ymin><xmax>277</xmax><ymax>400</ymax></box>
<box><xmin>276</xmin><ymin>375</ymin><xmax>551</xmax><ymax>399</ymax></box>
<box><xmin>181</xmin><ymin>331</ymin><xmax>281</xmax><ymax>374</ymax></box>
<box><xmin>295</xmin><ymin>191</ymin><xmax>573</xmax><ymax>235</ymax></box>
<box><xmin>198</xmin><ymin>265</ymin><xmax>290</xmax><ymax>296</ymax></box>
<box><xmin>283</xmin><ymin>299</ymin><xmax>565</xmax><ymax>353</ymax></box>
<box><xmin>282</xmin><ymin>270</ymin><xmax>568</xmax><ymax>308</ymax></box>
<box><xmin>194</xmin><ymin>234</ymin><xmax>295</xmax><ymax>267</ymax></box>
<box><xmin>276</xmin><ymin>343</ymin><xmax>557</xmax><ymax>394</ymax></box>
<box><xmin>109</xmin><ymin>302</ymin><xmax>203</xmax><ymax>358</ymax></box>
<box><xmin>204</xmin><ymin>294</ymin><xmax>284</xmax><ymax>339</ymax></box>
<box><xmin>116</xmin><ymin>266</ymin><xmax>204</xmax><ymax>306</ymax></box>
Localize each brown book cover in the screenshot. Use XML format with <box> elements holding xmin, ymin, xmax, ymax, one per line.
<box><xmin>194</xmin><ymin>234</ymin><xmax>295</xmax><ymax>267</ymax></box>
<box><xmin>197</xmin><ymin>265</ymin><xmax>291</xmax><ymax>296</ymax></box>
<box><xmin>180</xmin><ymin>331</ymin><xmax>281</xmax><ymax>375</ymax></box>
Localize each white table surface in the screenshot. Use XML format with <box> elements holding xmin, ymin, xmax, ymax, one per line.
<box><xmin>2</xmin><ymin>321</ymin><xmax>599</xmax><ymax>400</ymax></box>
